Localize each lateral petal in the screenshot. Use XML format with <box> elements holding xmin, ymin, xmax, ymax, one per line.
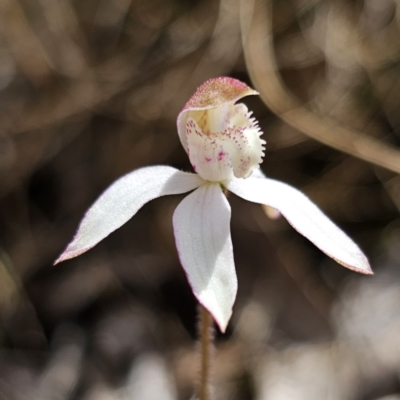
<box><xmin>173</xmin><ymin>183</ymin><xmax>237</xmax><ymax>332</ymax></box>
<box><xmin>227</xmin><ymin>177</ymin><xmax>372</xmax><ymax>274</ymax></box>
<box><xmin>55</xmin><ymin>166</ymin><xmax>203</xmax><ymax>264</ymax></box>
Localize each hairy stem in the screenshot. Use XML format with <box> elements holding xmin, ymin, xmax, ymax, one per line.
<box><xmin>197</xmin><ymin>304</ymin><xmax>214</xmax><ymax>400</ymax></box>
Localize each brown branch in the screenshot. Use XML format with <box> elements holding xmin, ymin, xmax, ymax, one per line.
<box><xmin>240</xmin><ymin>0</ymin><xmax>400</xmax><ymax>175</ymax></box>
<box><xmin>197</xmin><ymin>304</ymin><xmax>214</xmax><ymax>400</ymax></box>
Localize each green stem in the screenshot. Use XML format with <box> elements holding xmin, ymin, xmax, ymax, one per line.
<box><xmin>198</xmin><ymin>304</ymin><xmax>214</xmax><ymax>400</ymax></box>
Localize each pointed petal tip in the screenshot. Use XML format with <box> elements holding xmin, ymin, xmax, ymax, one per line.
<box><xmin>53</xmin><ymin>254</ymin><xmax>70</xmax><ymax>266</ymax></box>
<box><xmin>53</xmin><ymin>258</ymin><xmax>62</xmax><ymax>266</ymax></box>
<box><xmin>53</xmin><ymin>245</ymin><xmax>92</xmax><ymax>266</ymax></box>
<box><xmin>216</xmin><ymin>320</ymin><xmax>228</xmax><ymax>334</ymax></box>
<box><xmin>349</xmin><ymin>266</ymin><xmax>374</xmax><ymax>275</ymax></box>
<box><xmin>365</xmin><ymin>270</ymin><xmax>374</xmax><ymax>276</ymax></box>
<box><xmin>212</xmin><ymin>308</ymin><xmax>231</xmax><ymax>333</ymax></box>
<box><xmin>343</xmin><ymin>260</ymin><xmax>373</xmax><ymax>275</ymax></box>
<box><xmin>334</xmin><ymin>251</ymin><xmax>373</xmax><ymax>276</ymax></box>
<box><xmin>197</xmin><ymin>298</ymin><xmax>230</xmax><ymax>333</ymax></box>
<box><xmin>360</xmin><ymin>261</ymin><xmax>374</xmax><ymax>275</ymax></box>
<box><xmin>53</xmin><ymin>251</ymin><xmax>69</xmax><ymax>266</ymax></box>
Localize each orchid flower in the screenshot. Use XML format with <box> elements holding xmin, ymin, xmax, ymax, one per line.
<box><xmin>54</xmin><ymin>77</ymin><xmax>372</xmax><ymax>332</ymax></box>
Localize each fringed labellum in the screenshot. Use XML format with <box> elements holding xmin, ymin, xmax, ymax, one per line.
<box><xmin>177</xmin><ymin>77</ymin><xmax>266</xmax><ymax>182</ymax></box>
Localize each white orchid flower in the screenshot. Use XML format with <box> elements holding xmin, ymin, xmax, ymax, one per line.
<box><xmin>54</xmin><ymin>77</ymin><xmax>372</xmax><ymax>332</ymax></box>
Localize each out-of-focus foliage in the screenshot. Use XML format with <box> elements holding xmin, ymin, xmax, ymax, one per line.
<box><xmin>0</xmin><ymin>0</ymin><xmax>400</xmax><ymax>399</ymax></box>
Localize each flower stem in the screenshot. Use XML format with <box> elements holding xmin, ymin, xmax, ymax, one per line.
<box><xmin>197</xmin><ymin>304</ymin><xmax>214</xmax><ymax>400</ymax></box>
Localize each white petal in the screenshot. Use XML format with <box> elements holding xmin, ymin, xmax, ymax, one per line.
<box><xmin>55</xmin><ymin>166</ymin><xmax>203</xmax><ymax>264</ymax></box>
<box><xmin>248</xmin><ymin>169</ymin><xmax>283</xmax><ymax>219</ymax></box>
<box><xmin>173</xmin><ymin>183</ymin><xmax>237</xmax><ymax>332</ymax></box>
<box><xmin>227</xmin><ymin>177</ymin><xmax>372</xmax><ymax>274</ymax></box>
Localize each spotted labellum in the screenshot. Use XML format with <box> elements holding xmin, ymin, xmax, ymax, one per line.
<box><xmin>177</xmin><ymin>78</ymin><xmax>264</xmax><ymax>181</ymax></box>
<box><xmin>55</xmin><ymin>77</ymin><xmax>372</xmax><ymax>332</ymax></box>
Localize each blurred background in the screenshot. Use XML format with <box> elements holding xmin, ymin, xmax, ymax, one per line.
<box><xmin>1</xmin><ymin>0</ymin><xmax>400</xmax><ymax>398</ymax></box>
